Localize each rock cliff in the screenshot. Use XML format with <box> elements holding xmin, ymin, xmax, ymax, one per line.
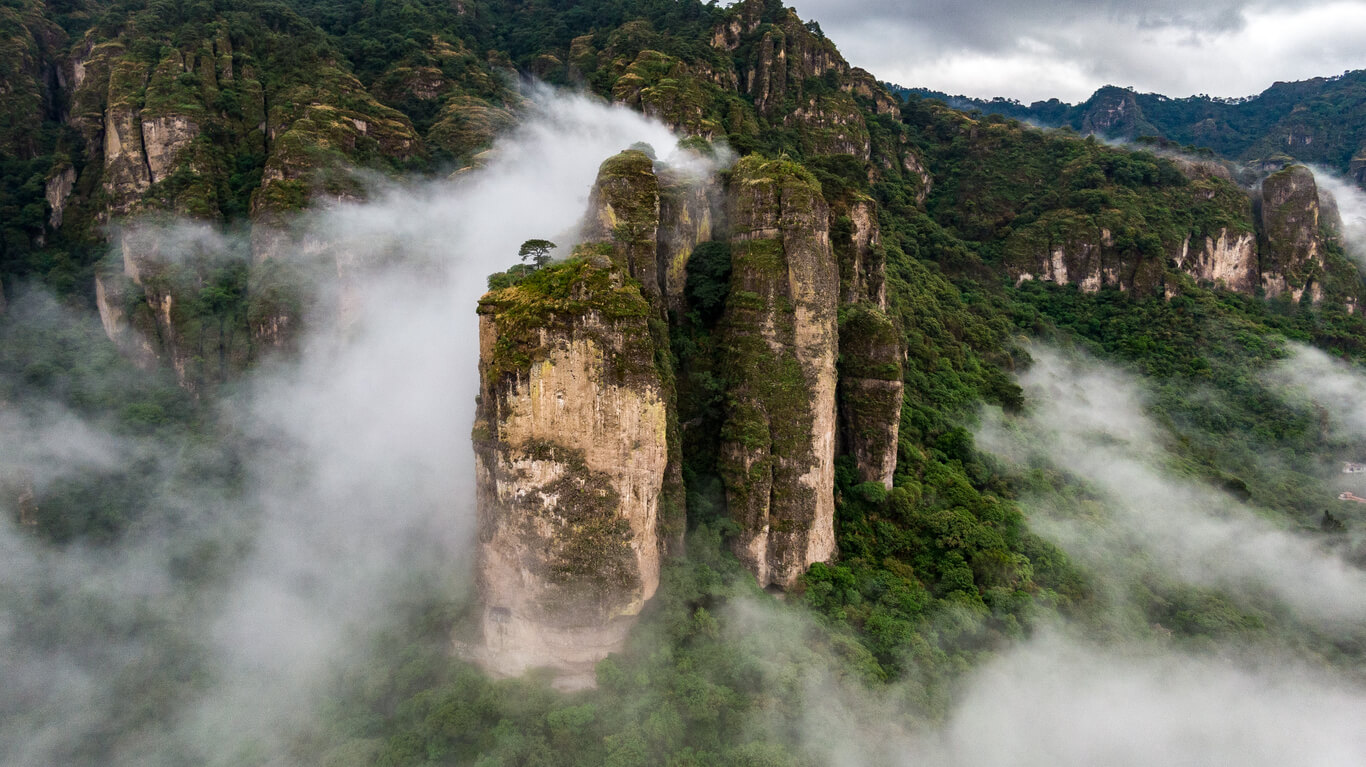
<box><xmin>716</xmin><ymin>155</ymin><xmax>839</xmax><ymax>588</ymax></box>
<box><xmin>469</xmin><ymin>256</ymin><xmax>669</xmax><ymax>689</ymax></box>
<box><xmin>1002</xmin><ymin>158</ymin><xmax>1359</xmax><ymax>306</ymax></box>
<box><xmin>829</xmin><ymin>195</ymin><xmax>901</xmax><ymax>489</ymax></box>
<box><xmin>1259</xmin><ymin>164</ymin><xmax>1327</xmax><ymax>302</ymax></box>
<box><xmin>838</xmin><ymin>305</ymin><xmax>902</xmax><ymax>490</ymax></box>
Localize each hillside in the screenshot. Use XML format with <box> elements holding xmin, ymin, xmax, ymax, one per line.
<box><xmin>902</xmin><ymin>72</ymin><xmax>1366</xmax><ymax>182</ymax></box>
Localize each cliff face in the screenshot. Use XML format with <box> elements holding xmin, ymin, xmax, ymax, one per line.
<box><xmin>1259</xmin><ymin>165</ymin><xmax>1327</xmax><ymax>302</ymax></box>
<box><xmin>469</xmin><ymin>257</ymin><xmax>669</xmax><ymax>689</ymax></box>
<box><xmin>711</xmin><ymin>0</ymin><xmax>898</xmax><ymax>160</ymax></box>
<box><xmin>999</xmin><ymin>155</ymin><xmax>1360</xmax><ymax>306</ymax></box>
<box><xmin>581</xmin><ymin>149</ymin><xmax>698</xmax><ymax>552</ymax></box>
<box><xmin>717</xmin><ymin>156</ymin><xmax>839</xmax><ymax>588</ymax></box>
<box><xmin>1174</xmin><ymin>229</ymin><xmax>1259</xmax><ymax>294</ymax></box>
<box><xmin>838</xmin><ymin>305</ymin><xmax>902</xmax><ymax>490</ymax></box>
<box><xmin>829</xmin><ymin>196</ymin><xmax>901</xmax><ymax>490</ymax></box>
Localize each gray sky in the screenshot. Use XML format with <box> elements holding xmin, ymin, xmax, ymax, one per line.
<box><xmin>784</xmin><ymin>0</ymin><xmax>1366</xmax><ymax>103</ymax></box>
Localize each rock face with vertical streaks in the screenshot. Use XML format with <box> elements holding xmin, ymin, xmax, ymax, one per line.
<box><xmin>1259</xmin><ymin>164</ymin><xmax>1327</xmax><ymax>303</ymax></box>
<box><xmin>469</xmin><ymin>257</ymin><xmax>669</xmax><ymax>690</ymax></box>
<box><xmin>716</xmin><ymin>155</ymin><xmax>839</xmax><ymax>589</ymax></box>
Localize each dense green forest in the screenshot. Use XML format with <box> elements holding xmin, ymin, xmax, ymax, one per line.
<box><xmin>3</xmin><ymin>0</ymin><xmax>1366</xmax><ymax>765</ymax></box>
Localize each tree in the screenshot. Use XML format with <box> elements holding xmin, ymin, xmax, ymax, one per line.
<box><xmin>518</xmin><ymin>239</ymin><xmax>556</xmax><ymax>269</ymax></box>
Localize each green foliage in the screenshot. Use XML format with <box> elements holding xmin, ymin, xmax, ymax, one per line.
<box><xmin>518</xmin><ymin>238</ymin><xmax>557</xmax><ymax>269</ymax></box>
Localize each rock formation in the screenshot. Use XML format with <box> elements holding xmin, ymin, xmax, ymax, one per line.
<box><xmin>1174</xmin><ymin>228</ymin><xmax>1259</xmax><ymax>294</ymax></box>
<box><xmin>838</xmin><ymin>306</ymin><xmax>902</xmax><ymax>490</ymax></box>
<box><xmin>830</xmin><ymin>196</ymin><xmax>902</xmax><ymax>490</ymax></box>
<box><xmin>1005</xmin><ymin>160</ymin><xmax>1358</xmax><ymax>306</ymax></box>
<box><xmin>1259</xmin><ymin>164</ymin><xmax>1327</xmax><ymax>302</ymax></box>
<box><xmin>717</xmin><ymin>155</ymin><xmax>839</xmax><ymax>589</ymax></box>
<box><xmin>469</xmin><ymin>256</ymin><xmax>669</xmax><ymax>689</ymax></box>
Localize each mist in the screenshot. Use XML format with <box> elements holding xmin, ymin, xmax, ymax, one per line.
<box><xmin>0</xmin><ymin>86</ymin><xmax>699</xmax><ymax>766</ymax></box>
<box><xmin>1308</xmin><ymin>165</ymin><xmax>1366</xmax><ymax>267</ymax></box>
<box><xmin>975</xmin><ymin>346</ymin><xmax>1366</xmax><ymax>629</ymax></box>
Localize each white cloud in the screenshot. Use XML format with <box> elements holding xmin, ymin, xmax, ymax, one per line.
<box><xmin>788</xmin><ymin>0</ymin><xmax>1366</xmax><ymax>102</ymax></box>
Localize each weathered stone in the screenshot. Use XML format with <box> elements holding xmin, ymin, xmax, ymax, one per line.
<box><xmin>657</xmin><ymin>164</ymin><xmax>719</xmax><ymax>316</ymax></box>
<box><xmin>468</xmin><ymin>259</ymin><xmax>668</xmax><ymax>689</ymax></box>
<box><xmin>582</xmin><ymin>150</ymin><xmax>663</xmax><ymax>300</ymax></box>
<box><xmin>1259</xmin><ymin>165</ymin><xmax>1326</xmax><ymax>302</ymax></box>
<box><xmin>838</xmin><ymin>304</ymin><xmax>901</xmax><ymax>489</ymax></box>
<box><xmin>1175</xmin><ymin>228</ymin><xmax>1259</xmax><ymax>294</ymax></box>
<box><xmin>718</xmin><ymin>155</ymin><xmax>838</xmax><ymax>589</ymax></box>
<box><xmin>141</xmin><ymin>115</ymin><xmax>199</xmax><ymax>184</ymax></box>
<box><xmin>45</xmin><ymin>164</ymin><xmax>75</xmax><ymax>228</ymax></box>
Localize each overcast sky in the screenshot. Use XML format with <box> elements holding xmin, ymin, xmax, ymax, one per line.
<box><xmin>784</xmin><ymin>0</ymin><xmax>1366</xmax><ymax>103</ymax></box>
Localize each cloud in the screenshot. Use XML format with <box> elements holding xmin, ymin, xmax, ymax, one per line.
<box><xmin>937</xmin><ymin>631</ymin><xmax>1366</xmax><ymax>767</ymax></box>
<box><xmin>976</xmin><ymin>346</ymin><xmax>1366</xmax><ymax>629</ymax></box>
<box><xmin>718</xmin><ymin>598</ymin><xmax>1366</xmax><ymax>767</ymax></box>
<box><xmin>0</xmin><ymin>86</ymin><xmax>698</xmax><ymax>767</ymax></box>
<box><xmin>785</xmin><ymin>0</ymin><xmax>1366</xmax><ymax>102</ymax></box>
<box><xmin>1309</xmin><ymin>166</ymin><xmax>1366</xmax><ymax>268</ymax></box>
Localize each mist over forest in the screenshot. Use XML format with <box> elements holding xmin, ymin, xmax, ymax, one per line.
<box><xmin>3</xmin><ymin>0</ymin><xmax>1366</xmax><ymax>765</ymax></box>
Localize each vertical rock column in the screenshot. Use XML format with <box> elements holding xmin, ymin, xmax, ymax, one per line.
<box><xmin>831</xmin><ymin>196</ymin><xmax>902</xmax><ymax>490</ymax></box>
<box><xmin>581</xmin><ymin>148</ymin><xmax>697</xmax><ymax>554</ymax></box>
<box><xmin>469</xmin><ymin>258</ymin><xmax>669</xmax><ymax>689</ymax></box>
<box><xmin>717</xmin><ymin>155</ymin><xmax>839</xmax><ymax>589</ymax></box>
<box><xmin>1259</xmin><ymin>165</ymin><xmax>1327</xmax><ymax>303</ymax></box>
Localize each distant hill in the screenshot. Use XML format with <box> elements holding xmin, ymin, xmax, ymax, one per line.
<box><xmin>891</xmin><ymin>72</ymin><xmax>1366</xmax><ymax>183</ymax></box>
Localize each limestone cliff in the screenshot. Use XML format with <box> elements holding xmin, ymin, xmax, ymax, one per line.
<box><xmin>657</xmin><ymin>163</ymin><xmax>720</xmax><ymax>316</ymax></box>
<box><xmin>717</xmin><ymin>155</ymin><xmax>838</xmax><ymax>588</ymax></box>
<box><xmin>832</xmin><ymin>197</ymin><xmax>887</xmax><ymax>308</ymax></box>
<box><xmin>581</xmin><ymin>150</ymin><xmax>664</xmax><ymax>302</ymax></box>
<box><xmin>469</xmin><ymin>257</ymin><xmax>669</xmax><ymax>689</ymax></box>
<box><xmin>1174</xmin><ymin>229</ymin><xmax>1259</xmax><ymax>294</ymax></box>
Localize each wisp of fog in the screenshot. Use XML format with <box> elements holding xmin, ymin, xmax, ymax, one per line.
<box><xmin>0</xmin><ymin>86</ymin><xmax>694</xmax><ymax>766</ymax></box>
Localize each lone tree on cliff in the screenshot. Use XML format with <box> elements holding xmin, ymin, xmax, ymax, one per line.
<box><xmin>518</xmin><ymin>239</ymin><xmax>556</xmax><ymax>269</ymax></box>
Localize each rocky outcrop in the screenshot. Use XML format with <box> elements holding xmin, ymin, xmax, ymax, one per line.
<box><xmin>1079</xmin><ymin>86</ymin><xmax>1158</xmax><ymax>139</ymax></box>
<box><xmin>94</xmin><ymin>268</ymin><xmax>157</xmax><ymax>369</ymax></box>
<box><xmin>141</xmin><ymin>115</ymin><xmax>199</xmax><ymax>184</ymax></box>
<box><xmin>45</xmin><ymin>164</ymin><xmax>75</xmax><ymax>228</ymax></box>
<box><xmin>833</xmin><ymin>197</ymin><xmax>886</xmax><ymax>308</ymax></box>
<box><xmin>717</xmin><ymin>155</ymin><xmax>838</xmax><ymax>589</ymax></box>
<box><xmin>716</xmin><ymin>0</ymin><xmax>890</xmax><ymax>159</ymax></box>
<box><xmin>787</xmin><ymin>92</ymin><xmax>871</xmax><ymax>160</ymax></box>
<box><xmin>582</xmin><ymin>150</ymin><xmax>664</xmax><ymax>301</ymax></box>
<box><xmin>469</xmin><ymin>257</ymin><xmax>669</xmax><ymax>689</ymax></box>
<box><xmin>1008</xmin><ymin>221</ymin><xmax>1163</xmax><ymax>295</ymax></box>
<box><xmin>1175</xmin><ymin>228</ymin><xmax>1259</xmax><ymax>294</ymax></box>
<box><xmin>829</xmin><ymin>196</ymin><xmax>900</xmax><ymax>488</ymax></box>
<box><xmin>102</xmin><ymin>59</ymin><xmax>153</xmax><ymax>215</ymax></box>
<box><xmin>1259</xmin><ymin>165</ymin><xmax>1327</xmax><ymax>302</ymax></box>
<box><xmin>838</xmin><ymin>305</ymin><xmax>902</xmax><ymax>489</ymax></box>
<box><xmin>658</xmin><ymin>163</ymin><xmax>720</xmax><ymax>315</ymax></box>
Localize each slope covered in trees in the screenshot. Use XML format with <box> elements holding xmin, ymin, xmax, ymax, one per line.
<box><xmin>902</xmin><ymin>72</ymin><xmax>1366</xmax><ymax>183</ymax></box>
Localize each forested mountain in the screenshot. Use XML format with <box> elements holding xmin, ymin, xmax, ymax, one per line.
<box><xmin>3</xmin><ymin>1</ymin><xmax>1366</xmax><ymax>765</ymax></box>
<box><xmin>903</xmin><ymin>72</ymin><xmax>1366</xmax><ymax>182</ymax></box>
